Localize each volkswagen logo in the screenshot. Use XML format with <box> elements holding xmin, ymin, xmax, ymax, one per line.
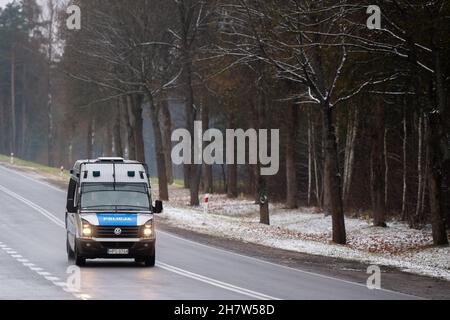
<box><xmin>114</xmin><ymin>228</ymin><xmax>122</xmax><ymax>236</ymax></box>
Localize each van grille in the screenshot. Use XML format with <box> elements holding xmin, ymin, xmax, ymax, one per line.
<box><xmin>94</xmin><ymin>226</ymin><xmax>140</xmax><ymax>238</ymax></box>
<box><xmin>100</xmin><ymin>242</ymin><xmax>135</xmax><ymax>249</ymax></box>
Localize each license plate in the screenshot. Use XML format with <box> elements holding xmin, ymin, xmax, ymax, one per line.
<box><xmin>107</xmin><ymin>249</ymin><xmax>129</xmax><ymax>255</ymax></box>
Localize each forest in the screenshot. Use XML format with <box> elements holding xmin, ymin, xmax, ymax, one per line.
<box><xmin>0</xmin><ymin>0</ymin><xmax>449</xmax><ymax>246</ymax></box>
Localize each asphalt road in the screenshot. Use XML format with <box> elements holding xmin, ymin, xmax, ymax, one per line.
<box><xmin>0</xmin><ymin>164</ymin><xmax>418</xmax><ymax>300</ymax></box>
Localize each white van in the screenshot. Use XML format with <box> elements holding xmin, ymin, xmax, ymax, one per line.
<box><xmin>65</xmin><ymin>157</ymin><xmax>163</xmax><ymax>267</ymax></box>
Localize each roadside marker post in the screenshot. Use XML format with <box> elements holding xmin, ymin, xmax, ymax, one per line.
<box><xmin>60</xmin><ymin>166</ymin><xmax>64</xmax><ymax>177</ymax></box>
<box><xmin>203</xmin><ymin>194</ymin><xmax>210</xmax><ymax>214</ymax></box>
<box><xmin>10</xmin><ymin>153</ymin><xmax>14</xmax><ymax>165</ymax></box>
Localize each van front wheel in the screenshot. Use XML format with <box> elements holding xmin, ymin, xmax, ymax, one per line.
<box><xmin>67</xmin><ymin>236</ymin><xmax>75</xmax><ymax>260</ymax></box>
<box><xmin>74</xmin><ymin>241</ymin><xmax>86</xmax><ymax>267</ymax></box>
<box><xmin>144</xmin><ymin>254</ymin><xmax>155</xmax><ymax>267</ymax></box>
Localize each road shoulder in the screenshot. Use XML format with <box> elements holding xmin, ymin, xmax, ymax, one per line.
<box><xmin>157</xmin><ymin>222</ymin><xmax>449</xmax><ymax>300</ymax></box>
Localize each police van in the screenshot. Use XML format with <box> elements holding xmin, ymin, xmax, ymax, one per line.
<box><xmin>65</xmin><ymin>157</ymin><xmax>163</xmax><ymax>267</ymax></box>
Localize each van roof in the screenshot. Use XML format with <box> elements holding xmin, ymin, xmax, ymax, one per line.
<box><xmin>70</xmin><ymin>158</ymin><xmax>150</xmax><ymax>185</ymax></box>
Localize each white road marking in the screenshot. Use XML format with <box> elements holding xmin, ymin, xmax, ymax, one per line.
<box><xmin>0</xmin><ymin>184</ymin><xmax>65</xmax><ymax>228</ymax></box>
<box><xmin>54</xmin><ymin>282</ymin><xmax>68</xmax><ymax>287</ymax></box>
<box><xmin>0</xmin><ymin>241</ymin><xmax>86</xmax><ymax>300</ymax></box>
<box><xmin>0</xmin><ymin>165</ymin><xmax>65</xmax><ymax>194</ymax></box>
<box><xmin>30</xmin><ymin>267</ymin><xmax>43</xmax><ymax>271</ymax></box>
<box><xmin>45</xmin><ymin>276</ymin><xmax>60</xmax><ymax>282</ymax></box>
<box><xmin>23</xmin><ymin>263</ymin><xmax>35</xmax><ymax>267</ymax></box>
<box><xmin>158</xmin><ymin>262</ymin><xmax>280</xmax><ymax>300</ymax></box>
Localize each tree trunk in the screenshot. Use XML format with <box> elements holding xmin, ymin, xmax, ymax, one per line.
<box><xmin>160</xmin><ymin>99</ymin><xmax>174</xmax><ymax>185</ymax></box>
<box><xmin>250</xmin><ymin>100</ymin><xmax>260</xmax><ymax>202</ymax></box>
<box><xmin>125</xmin><ymin>96</ymin><xmax>136</xmax><ymax>160</ymax></box>
<box><xmin>427</xmin><ymin>113</ymin><xmax>449</xmax><ymax>245</ymax></box>
<box><xmin>19</xmin><ymin>63</ymin><xmax>27</xmax><ymax>157</ymax></box>
<box><xmin>131</xmin><ymin>95</ymin><xmax>145</xmax><ymax>163</ymax></box>
<box><xmin>323</xmin><ymin>103</ymin><xmax>346</xmax><ymax>244</ymax></box>
<box><xmin>149</xmin><ymin>100</ymin><xmax>169</xmax><ymax>201</ymax></box>
<box><xmin>10</xmin><ymin>47</ymin><xmax>16</xmax><ymax>156</ymax></box>
<box><xmin>227</xmin><ymin>115</ymin><xmax>238</xmax><ymax>199</ymax></box>
<box><xmin>113</xmin><ymin>100</ymin><xmax>123</xmax><ymax>157</ymax></box>
<box><xmin>343</xmin><ymin>107</ymin><xmax>358</xmax><ymax>208</ymax></box>
<box><xmin>425</xmin><ymin>39</ymin><xmax>449</xmax><ymax>245</ymax></box>
<box><xmin>227</xmin><ymin>163</ymin><xmax>238</xmax><ymax>198</ymax></box>
<box><xmin>0</xmin><ymin>94</ymin><xmax>5</xmax><ymax>153</ymax></box>
<box><xmin>312</xmin><ymin>119</ymin><xmax>322</xmax><ymax>206</ymax></box>
<box><xmin>221</xmin><ymin>164</ymin><xmax>227</xmax><ymax>192</ymax></box>
<box><xmin>322</xmin><ymin>113</ymin><xmax>331</xmax><ymax>215</ymax></box>
<box><xmin>421</xmin><ymin>127</ymin><xmax>429</xmax><ymax>216</ymax></box>
<box><xmin>370</xmin><ymin>100</ymin><xmax>387</xmax><ymax>227</ymax></box>
<box><xmin>415</xmin><ymin>113</ymin><xmax>424</xmax><ymax>225</ymax></box>
<box><xmin>384</xmin><ymin>128</ymin><xmax>389</xmax><ymax>208</ymax></box>
<box><xmin>183</xmin><ymin>53</ymin><xmax>194</xmax><ymax>191</ymax></box>
<box><xmin>87</xmin><ymin>117</ymin><xmax>95</xmax><ymax>159</ymax></box>
<box><xmin>202</xmin><ymin>102</ymin><xmax>213</xmax><ymax>193</ymax></box>
<box><xmin>401</xmin><ymin>104</ymin><xmax>408</xmax><ymax>220</ymax></box>
<box><xmin>187</xmin><ymin>96</ymin><xmax>202</xmax><ymax>206</ymax></box>
<box><xmin>183</xmin><ymin>164</ymin><xmax>190</xmax><ymax>189</ymax></box>
<box><xmin>68</xmin><ymin>140</ymin><xmax>73</xmax><ymax>167</ymax></box>
<box><xmin>104</xmin><ymin>122</ymin><xmax>113</xmax><ymax>157</ymax></box>
<box><xmin>285</xmin><ymin>103</ymin><xmax>298</xmax><ymax>209</ymax></box>
<box><xmin>190</xmin><ymin>164</ymin><xmax>202</xmax><ymax>206</ymax></box>
<box><xmin>257</xmin><ymin>73</ymin><xmax>270</xmax><ymax>225</ymax></box>
<box><xmin>307</xmin><ymin>109</ymin><xmax>313</xmax><ymax>206</ymax></box>
<box><xmin>188</xmin><ymin>110</ymin><xmax>202</xmax><ymax>206</ymax></box>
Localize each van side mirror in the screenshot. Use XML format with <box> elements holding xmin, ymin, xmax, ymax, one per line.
<box><xmin>153</xmin><ymin>200</ymin><xmax>163</xmax><ymax>214</ymax></box>
<box><xmin>66</xmin><ymin>179</ymin><xmax>78</xmax><ymax>213</ymax></box>
<box><xmin>67</xmin><ymin>199</ymin><xmax>78</xmax><ymax>213</ymax></box>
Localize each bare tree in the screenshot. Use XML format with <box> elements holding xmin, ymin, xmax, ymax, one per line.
<box><xmin>63</xmin><ymin>0</ymin><xmax>182</xmax><ymax>201</ymax></box>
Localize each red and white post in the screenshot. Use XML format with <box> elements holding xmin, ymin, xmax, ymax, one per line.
<box><xmin>203</xmin><ymin>194</ymin><xmax>210</xmax><ymax>214</ymax></box>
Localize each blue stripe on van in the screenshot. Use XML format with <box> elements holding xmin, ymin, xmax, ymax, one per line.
<box><xmin>96</xmin><ymin>214</ymin><xmax>138</xmax><ymax>226</ymax></box>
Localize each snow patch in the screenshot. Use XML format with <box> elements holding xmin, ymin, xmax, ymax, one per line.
<box><xmin>159</xmin><ymin>195</ymin><xmax>450</xmax><ymax>281</ymax></box>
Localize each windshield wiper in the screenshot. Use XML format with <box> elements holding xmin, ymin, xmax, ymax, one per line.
<box><xmin>81</xmin><ymin>205</ymin><xmax>116</xmax><ymax>210</ymax></box>
<box><xmin>116</xmin><ymin>205</ymin><xmax>149</xmax><ymax>210</ymax></box>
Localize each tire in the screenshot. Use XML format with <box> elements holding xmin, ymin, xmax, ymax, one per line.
<box><xmin>75</xmin><ymin>254</ymin><xmax>86</xmax><ymax>267</ymax></box>
<box><xmin>144</xmin><ymin>253</ymin><xmax>155</xmax><ymax>267</ymax></box>
<box><xmin>74</xmin><ymin>241</ymin><xmax>86</xmax><ymax>267</ymax></box>
<box><xmin>67</xmin><ymin>236</ymin><xmax>75</xmax><ymax>260</ymax></box>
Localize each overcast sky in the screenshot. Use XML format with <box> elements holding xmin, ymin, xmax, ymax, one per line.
<box><xmin>0</xmin><ymin>0</ymin><xmax>13</xmax><ymax>8</ymax></box>
<box><xmin>0</xmin><ymin>0</ymin><xmax>48</xmax><ymax>9</ymax></box>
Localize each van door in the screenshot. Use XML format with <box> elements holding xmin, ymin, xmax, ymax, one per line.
<box><xmin>66</xmin><ymin>178</ymin><xmax>78</xmax><ymax>247</ymax></box>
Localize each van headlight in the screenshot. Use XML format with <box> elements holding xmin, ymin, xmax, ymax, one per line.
<box><xmin>81</xmin><ymin>219</ymin><xmax>92</xmax><ymax>238</ymax></box>
<box><xmin>143</xmin><ymin>220</ymin><xmax>154</xmax><ymax>238</ymax></box>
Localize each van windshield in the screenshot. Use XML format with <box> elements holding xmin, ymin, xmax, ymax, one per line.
<box><xmin>80</xmin><ymin>183</ymin><xmax>150</xmax><ymax>211</ymax></box>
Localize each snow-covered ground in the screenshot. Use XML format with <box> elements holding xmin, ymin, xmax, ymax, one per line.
<box><xmin>160</xmin><ymin>190</ymin><xmax>450</xmax><ymax>281</ymax></box>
